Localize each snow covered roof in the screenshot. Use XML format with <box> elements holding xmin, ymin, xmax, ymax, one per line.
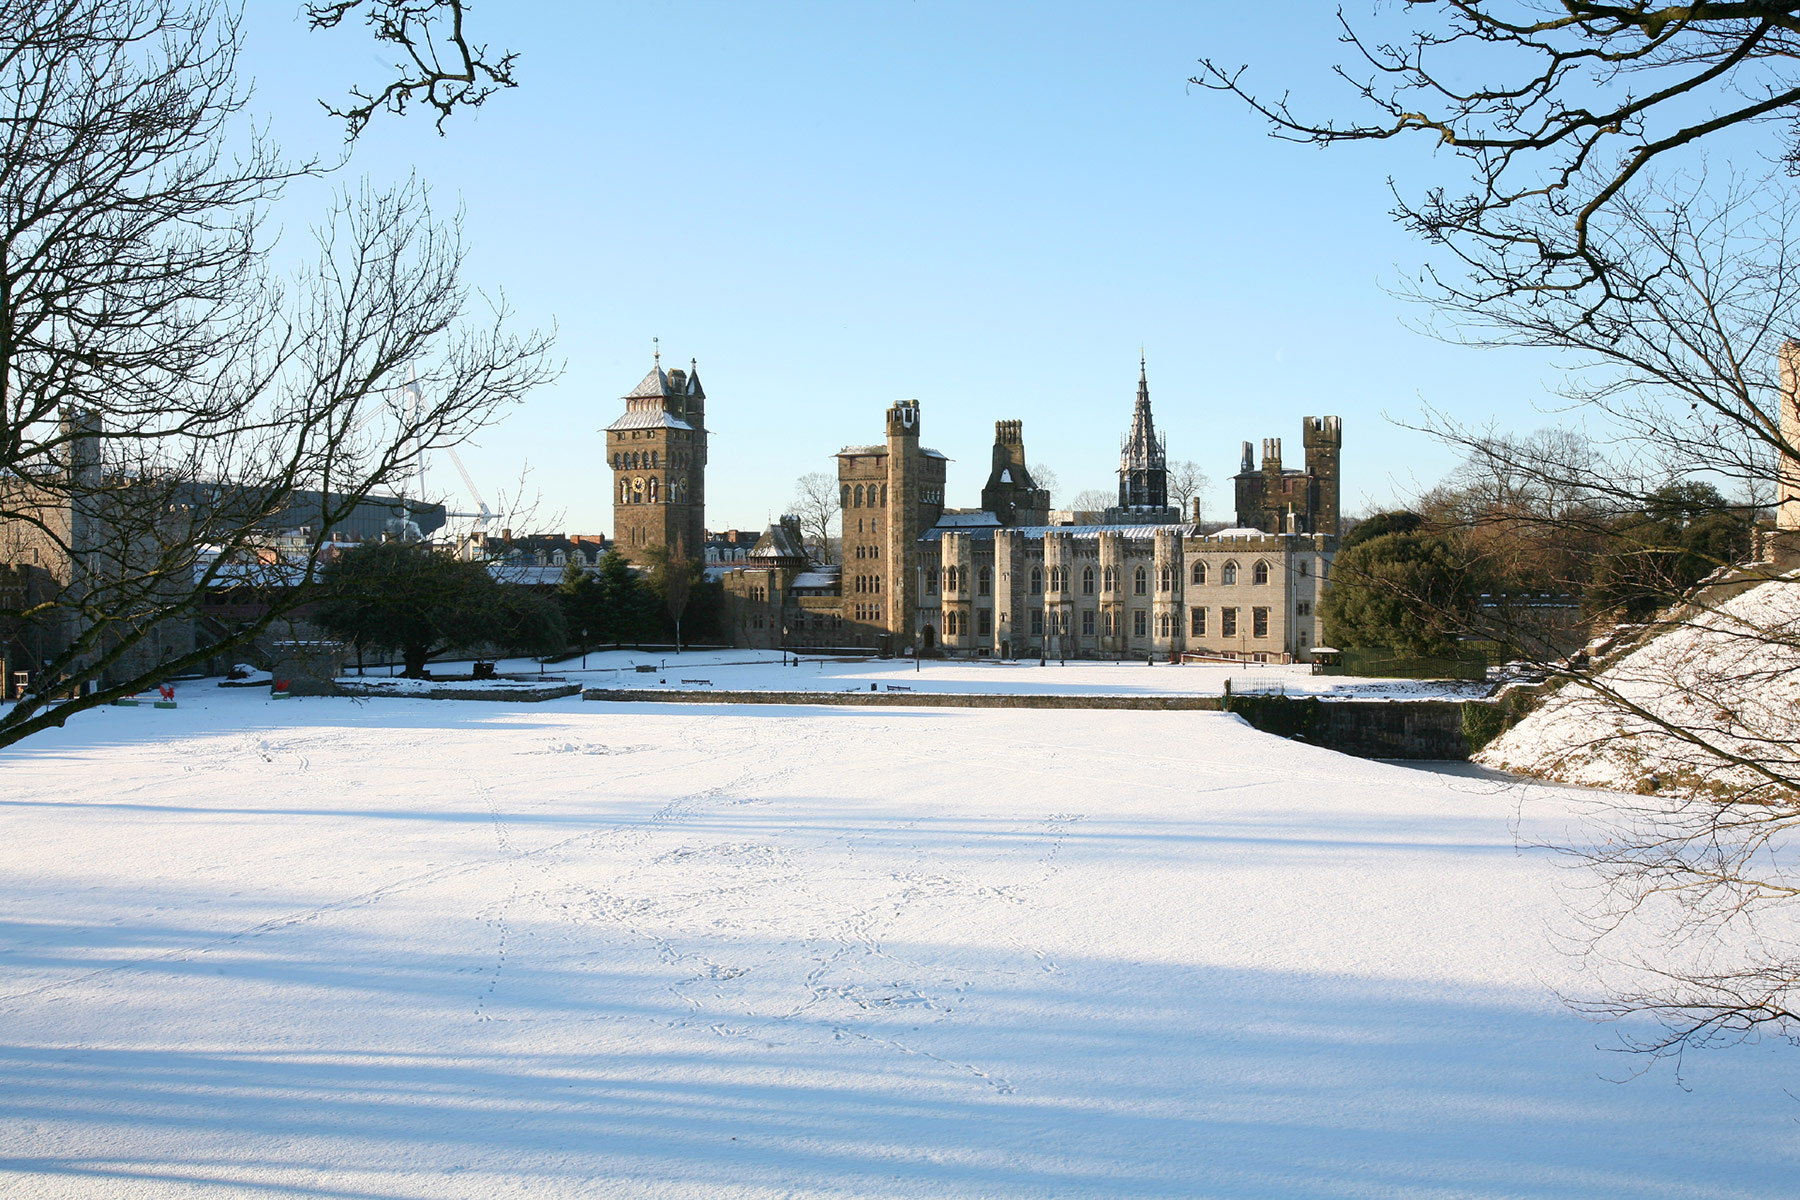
<box><xmin>607</xmin><ymin>410</ymin><xmax>694</xmax><ymax>432</ymax></box>
<box><xmin>790</xmin><ymin>571</ymin><xmax>839</xmax><ymax>589</ymax></box>
<box><xmin>933</xmin><ymin>511</ymin><xmax>1002</xmax><ymax>529</ymax></box>
<box><xmin>919</xmin><ymin>522</ymin><xmax>1192</xmax><ymax>543</ymax></box>
<box><xmin>837</xmin><ymin>444</ymin><xmax>889</xmax><ymax>457</ymax></box>
<box><xmin>623</xmin><ymin>365</ymin><xmax>671</xmax><ymax>400</ymax></box>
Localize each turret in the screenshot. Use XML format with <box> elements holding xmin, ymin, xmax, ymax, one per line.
<box><xmin>1302</xmin><ymin>415</ymin><xmax>1342</xmax><ymax>537</ymax></box>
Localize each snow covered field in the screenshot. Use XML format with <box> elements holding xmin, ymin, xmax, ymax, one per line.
<box><xmin>526</xmin><ymin>648</ymin><xmax>1488</xmax><ymax>701</ymax></box>
<box><xmin>2</xmin><ymin>688</ymin><xmax>1795</xmax><ymax>1198</ymax></box>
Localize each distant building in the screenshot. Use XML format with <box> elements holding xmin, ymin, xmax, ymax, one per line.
<box><xmin>605</xmin><ymin>352</ymin><xmax>707</xmax><ymax>564</ymax></box>
<box><xmin>714</xmin><ymin>362</ymin><xmax>1343</xmax><ymax>662</ymax></box>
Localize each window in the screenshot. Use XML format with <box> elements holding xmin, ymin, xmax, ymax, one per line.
<box><xmin>1102</xmin><ymin>611</ymin><xmax>1114</xmax><ymax>636</ymax></box>
<box><xmin>1133</xmin><ymin>610</ymin><xmax>1147</xmax><ymax>637</ymax></box>
<box><xmin>1252</xmin><ymin>560</ymin><xmax>1269</xmax><ymax>585</ymax></box>
<box><xmin>880</xmin><ymin>484</ymin><xmax>887</xmax><ymax>507</ymax></box>
<box><xmin>1050</xmin><ymin>565</ymin><xmax>1063</xmax><ymax>593</ymax></box>
<box><xmin>1030</xmin><ymin>610</ymin><xmax>1044</xmax><ymax>635</ymax></box>
<box><xmin>1191</xmin><ymin>561</ymin><xmax>1207</xmax><ymax>587</ymax></box>
<box><xmin>1082</xmin><ymin>566</ymin><xmax>1095</xmax><ymax>595</ymax></box>
<box><xmin>872</xmin><ymin>518</ymin><xmax>879</xmax><ymax>534</ymax></box>
<box><xmin>978</xmin><ymin>566</ymin><xmax>992</xmax><ymax>596</ymax></box>
<box><xmin>854</xmin><ymin>484</ymin><xmax>864</xmax><ymax>508</ymax></box>
<box><xmin>1253</xmin><ymin>607</ymin><xmax>1269</xmax><ymax>638</ymax></box>
<box><xmin>1298</xmin><ymin>560</ymin><xmax>1308</xmax><ymax>577</ymax></box>
<box><xmin>1297</xmin><ymin>600</ymin><xmax>1311</xmax><ymax>616</ymax></box>
<box><xmin>1103</xmin><ymin>566</ymin><xmax>1115</xmax><ymax>593</ymax></box>
<box><xmin>1082</xmin><ymin>609</ymin><xmax>1095</xmax><ymax>636</ymax></box>
<box><xmin>1221</xmin><ymin>607</ymin><xmax>1238</xmax><ymax>637</ymax></box>
<box><xmin>978</xmin><ymin>609</ymin><xmax>992</xmax><ymax>637</ymax></box>
<box><xmin>841</xmin><ymin>485</ymin><xmax>850</xmax><ymax>509</ymax></box>
<box><xmin>649</xmin><ymin>450</ymin><xmax>658</xmax><ymax>468</ymax></box>
<box><xmin>1158</xmin><ymin>612</ymin><xmax>1171</xmax><ymax>637</ymax></box>
<box><xmin>1190</xmin><ymin>607</ymin><xmax>1206</xmax><ymax>636</ymax></box>
<box><xmin>1030</xmin><ymin>567</ymin><xmax>1042</xmax><ymax>595</ymax></box>
<box><xmin>946</xmin><ymin>611</ymin><xmax>960</xmax><ymax>636</ymax></box>
<box><xmin>945</xmin><ymin>565</ymin><xmax>959</xmax><ymax>593</ymax></box>
<box><xmin>1159</xmin><ymin>564</ymin><xmax>1173</xmax><ymax>592</ymax></box>
<box><xmin>1133</xmin><ymin>566</ymin><xmax>1147</xmax><ymax>596</ymax></box>
<box><xmin>926</xmin><ymin>567</ymin><xmax>939</xmax><ymax>594</ymax></box>
<box><xmin>1222</xmin><ymin>561</ymin><xmax>1238</xmax><ymax>585</ymax></box>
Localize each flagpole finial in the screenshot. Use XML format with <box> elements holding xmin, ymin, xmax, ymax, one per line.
<box><xmin>652</xmin><ymin>335</ymin><xmax>660</xmax><ymax>365</ymax></box>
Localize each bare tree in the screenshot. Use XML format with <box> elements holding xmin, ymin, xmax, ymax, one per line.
<box><xmin>1165</xmin><ymin>459</ymin><xmax>1210</xmax><ymax>521</ymax></box>
<box><xmin>790</xmin><ymin>471</ymin><xmax>839</xmax><ymax>565</ymax></box>
<box><xmin>1199</xmin><ymin>5</ymin><xmax>1800</xmax><ymax>1059</ymax></box>
<box><xmin>306</xmin><ymin>0</ymin><xmax>518</xmax><ymax>138</ymax></box>
<box><xmin>1068</xmin><ymin>488</ymin><xmax>1114</xmax><ymax>524</ymax></box>
<box><xmin>1030</xmin><ymin>463</ymin><xmax>1061</xmax><ymax>509</ymax></box>
<box><xmin>0</xmin><ymin>0</ymin><xmax>553</xmax><ymax>747</ymax></box>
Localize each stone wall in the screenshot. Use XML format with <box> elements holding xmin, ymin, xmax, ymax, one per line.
<box><xmin>583</xmin><ymin>687</ymin><xmax>1495</xmax><ymax>760</ymax></box>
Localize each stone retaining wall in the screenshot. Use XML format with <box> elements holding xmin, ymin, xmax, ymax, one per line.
<box><xmin>583</xmin><ymin>687</ymin><xmax>1495</xmax><ymax>759</ymax></box>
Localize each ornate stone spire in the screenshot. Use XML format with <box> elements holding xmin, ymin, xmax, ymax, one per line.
<box><xmin>1117</xmin><ymin>355</ymin><xmax>1168</xmax><ymax>511</ymax></box>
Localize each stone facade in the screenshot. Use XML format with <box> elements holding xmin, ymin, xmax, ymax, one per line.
<box><xmin>606</xmin><ymin>354</ymin><xmax>707</xmax><ymax>564</ymax></box>
<box><xmin>1233</xmin><ymin>415</ymin><xmax>1342</xmax><ymax>535</ymax></box>
<box><xmin>720</xmin><ymin>363</ymin><xmax>1343</xmax><ymax>662</ymax></box>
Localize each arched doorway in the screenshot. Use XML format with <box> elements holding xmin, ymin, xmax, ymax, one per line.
<box><xmin>919</xmin><ymin>625</ymin><xmax>937</xmax><ymax>657</ymax></box>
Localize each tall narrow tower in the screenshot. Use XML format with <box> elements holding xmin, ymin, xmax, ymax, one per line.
<box><xmin>605</xmin><ymin>349</ymin><xmax>708</xmax><ymax>563</ymax></box>
<box><xmin>1107</xmin><ymin>357</ymin><xmax>1177</xmax><ymax>523</ymax></box>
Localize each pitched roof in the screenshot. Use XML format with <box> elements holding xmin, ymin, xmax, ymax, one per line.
<box><xmin>607</xmin><ymin>410</ymin><xmax>694</xmax><ymax>432</ymax></box>
<box><xmin>623</xmin><ymin>366</ymin><xmax>670</xmax><ymax>400</ymax></box>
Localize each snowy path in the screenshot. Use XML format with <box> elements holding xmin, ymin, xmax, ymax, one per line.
<box><xmin>0</xmin><ymin>690</ymin><xmax>1794</xmax><ymax>1198</ymax></box>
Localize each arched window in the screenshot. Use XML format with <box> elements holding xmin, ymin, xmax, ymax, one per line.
<box><xmin>946</xmin><ymin>565</ymin><xmax>959</xmax><ymax>593</ymax></box>
<box><xmin>842</xmin><ymin>485</ymin><xmax>851</xmax><ymax>509</ymax></box>
<box><xmin>872</xmin><ymin>518</ymin><xmax>879</xmax><ymax>534</ymax></box>
<box><xmin>926</xmin><ymin>566</ymin><xmax>939</xmax><ymax>594</ymax></box>
<box><xmin>646</xmin><ymin>477</ymin><xmax>658</xmax><ymax>502</ymax></box>
<box><xmin>880</xmin><ymin>484</ymin><xmax>887</xmax><ymax>507</ymax></box>
<box><xmin>854</xmin><ymin>484</ymin><xmax>864</xmax><ymax>508</ymax></box>
<box><xmin>1192</xmin><ymin>561</ymin><xmax>1207</xmax><ymax>586</ymax></box>
<box><xmin>1103</xmin><ymin>566</ymin><xmax>1115</xmax><ymax>593</ymax></box>
<box><xmin>1159</xmin><ymin>564</ymin><xmax>1173</xmax><ymax>592</ymax></box>
<box><xmin>1158</xmin><ymin>612</ymin><xmax>1172</xmax><ymax>637</ymax></box>
<box><xmin>978</xmin><ymin>566</ymin><xmax>992</xmax><ymax>596</ymax></box>
<box><xmin>1252</xmin><ymin>560</ymin><xmax>1270</xmax><ymax>585</ymax></box>
<box><xmin>1048</xmin><ymin>565</ymin><xmax>1061</xmax><ymax>593</ymax></box>
<box><xmin>1133</xmin><ymin>566</ymin><xmax>1147</xmax><ymax>596</ymax></box>
<box><xmin>649</xmin><ymin>450</ymin><xmax>658</xmax><ymax>469</ymax></box>
<box><xmin>1222</xmin><ymin>561</ymin><xmax>1238</xmax><ymax>585</ymax></box>
<box><xmin>1030</xmin><ymin>566</ymin><xmax>1042</xmax><ymax>595</ymax></box>
<box><xmin>1082</xmin><ymin>566</ymin><xmax>1095</xmax><ymax>595</ymax></box>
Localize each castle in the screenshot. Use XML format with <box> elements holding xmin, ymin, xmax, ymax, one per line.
<box><xmin>603</xmin><ymin>352</ymin><xmax>1343</xmax><ymax>662</ymax></box>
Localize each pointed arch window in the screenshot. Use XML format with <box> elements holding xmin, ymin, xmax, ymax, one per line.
<box><xmin>842</xmin><ymin>485</ymin><xmax>851</xmax><ymax>509</ymax></box>
<box><xmin>1133</xmin><ymin>566</ymin><xmax>1147</xmax><ymax>596</ymax></box>
<box><xmin>854</xmin><ymin>484</ymin><xmax>864</xmax><ymax>508</ymax></box>
<box><xmin>1192</xmin><ymin>561</ymin><xmax>1207</xmax><ymax>586</ymax></box>
<box><xmin>649</xmin><ymin>450</ymin><xmax>658</xmax><ymax>469</ymax></box>
<box><xmin>1030</xmin><ymin>566</ymin><xmax>1042</xmax><ymax>595</ymax></box>
<box><xmin>1082</xmin><ymin>566</ymin><xmax>1095</xmax><ymax>595</ymax></box>
<box><xmin>1252</xmin><ymin>560</ymin><xmax>1270</xmax><ymax>585</ymax></box>
<box><xmin>1222</xmin><ymin>561</ymin><xmax>1239</xmax><ymax>585</ymax></box>
<box><xmin>978</xmin><ymin>565</ymin><xmax>992</xmax><ymax>596</ymax></box>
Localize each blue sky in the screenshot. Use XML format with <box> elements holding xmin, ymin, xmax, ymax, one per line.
<box><xmin>239</xmin><ymin>2</ymin><xmax>1573</xmax><ymax>534</ymax></box>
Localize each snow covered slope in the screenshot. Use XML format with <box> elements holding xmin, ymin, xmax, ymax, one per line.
<box><xmin>0</xmin><ymin>690</ymin><xmax>1794</xmax><ymax>1198</ymax></box>
<box><xmin>1480</xmin><ymin>578</ymin><xmax>1800</xmax><ymax>796</ymax></box>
